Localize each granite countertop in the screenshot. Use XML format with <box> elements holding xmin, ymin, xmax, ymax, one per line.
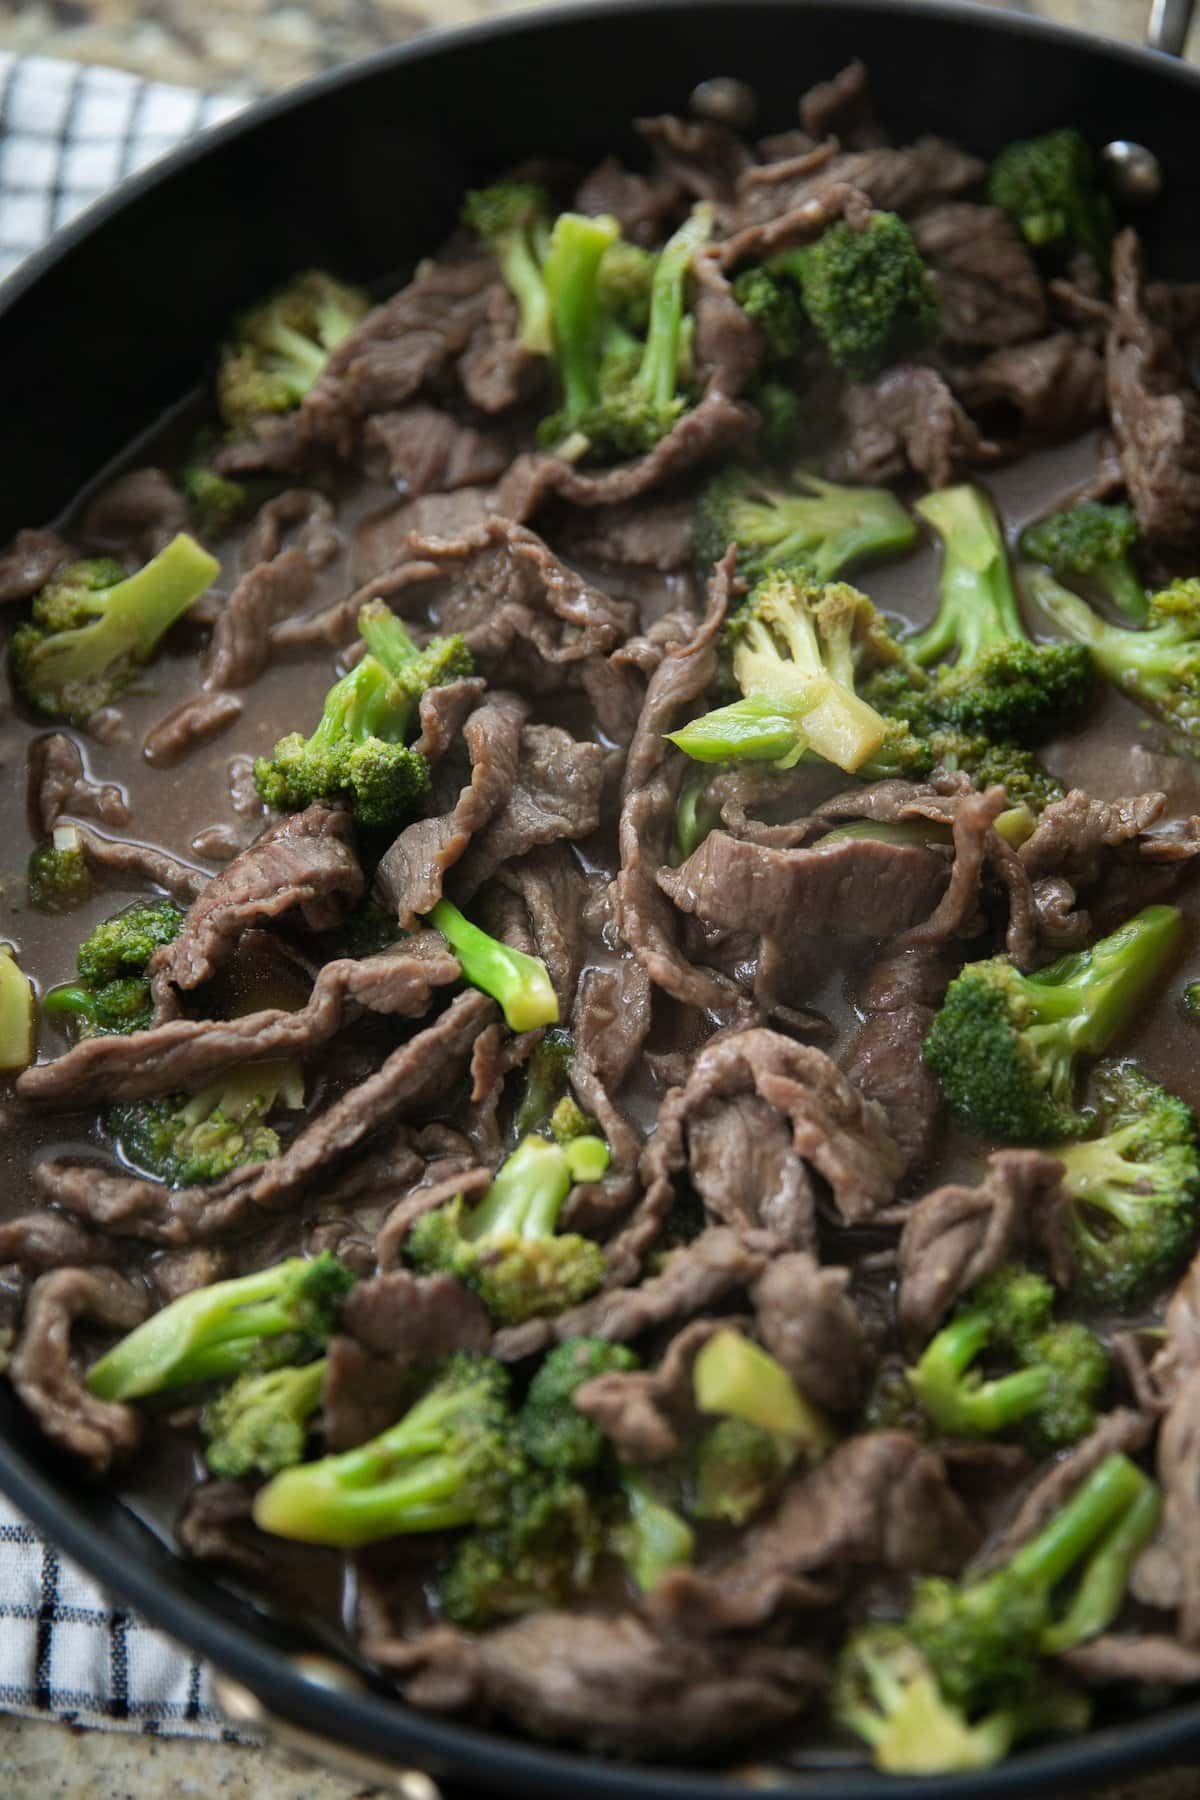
<box><xmin>2</xmin><ymin>0</ymin><xmax>1198</xmax><ymax>1793</ymax></box>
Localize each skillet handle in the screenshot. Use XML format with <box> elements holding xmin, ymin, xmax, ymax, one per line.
<box><xmin>1147</xmin><ymin>0</ymin><xmax>1195</xmax><ymax>56</ymax></box>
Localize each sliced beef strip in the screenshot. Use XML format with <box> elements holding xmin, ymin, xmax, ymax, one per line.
<box><xmin>200</xmin><ymin>545</ymin><xmax>315</xmax><ymax>691</ymax></box>
<box><xmin>840</xmin><ymin>942</ymin><xmax>956</xmax><ymax>1176</ymax></box>
<box><xmin>363</xmin><ymin>406</ymin><xmax>512</xmax><ymax>494</ymax></box>
<box><xmin>690</xmin><ymin>246</ymin><xmax>764</xmax><ymax>396</ymax></box>
<box><xmin>152</xmin><ymin>802</ymin><xmax>363</xmax><ymax>996</ymax></box>
<box><xmin>896</xmin><ymin>1149</ymin><xmax>1074</xmax><ymax>1348</ymax></box>
<box><xmin>76</xmin><ymin>826</ymin><xmax>209</xmax><ymax>904</ymax></box>
<box><xmin>17</xmin><ymin>935</ymin><xmax>459</xmax><ymax>1106</ymax></box>
<box><xmin>646</xmin><ymin>1432</ymin><xmax>979</xmax><ymax>1637</ymax></box>
<box><xmin>751</xmin><ymin>1253</ymin><xmax>871</xmax><ymax>1413</ymax></box>
<box><xmin>0</xmin><ymin>527</ymin><xmax>70</xmax><ymax>602</ymax></box>
<box><xmin>831</xmin><ymin>363</ymin><xmax>999</xmax><ymax>490</ymax></box>
<box><xmin>636</xmin><ymin>115</ymin><xmax>752</xmax><ymax>211</ymax></box>
<box><xmin>798</xmin><ymin>59</ymin><xmax>885</xmax><ymax>146</ymax></box>
<box><xmin>1018</xmin><ymin>789</ymin><xmax>1169</xmax><ymax>887</ymax></box>
<box><xmin>495</xmin><ymin>390</ymin><xmax>758</xmax><ymax>523</ymax></box>
<box><xmin>0</xmin><ymin>1213</ymin><xmax>109</xmax><ymax>1270</ymax></box>
<box><xmin>1107</xmin><ymin>228</ymin><xmax>1200</xmax><ymax>545</ymax></box>
<box><xmin>457</xmin><ymin>284</ymin><xmax>540</xmax><ymax>415</ymax></box>
<box><xmin>563</xmin><ymin>951</ymin><xmax>651</xmax><ymax>1217</ymax></box>
<box><xmin>1149</xmin><ymin>1251</ymin><xmax>1200</xmax><ymax>1408</ymax></box>
<box><xmin>376</xmin><ymin>691</ymin><xmax>526</xmax><ymax>929</ymax></box>
<box><xmin>975</xmin><ymin>1409</ymin><xmax>1153</xmax><ymax>1576</ymax></box>
<box><xmin>491</xmin><ymin>1226</ymin><xmax>770</xmax><ymax>1363</ymax></box>
<box><xmin>82</xmin><ymin>468</ymin><xmax>187</xmax><ymax>560</ymax></box>
<box><xmin>410</xmin><ymin>678</ymin><xmax>485</xmax><ymax>763</ymax></box>
<box><xmin>684</xmin><ymin>1095</ymin><xmax>817</xmax><ymax>1249</ymax></box>
<box><xmin>1134</xmin><ymin>1366</ymin><xmax>1200</xmax><ymax>1634</ymax></box>
<box><xmin>33</xmin><ymin>990</ymin><xmax>495</xmax><ymax>1247</ymax></box>
<box><xmin>571</xmin><ymin>1317</ymin><xmax>732</xmax><ymax>1463</ymax></box>
<box><xmin>911</xmin><ymin>203</ymin><xmax>1046</xmax><ymax>349</ymax></box>
<box><xmin>322</xmin><ymin>1270</ymin><xmax>492</xmax><ymax>1450</ymax></box>
<box><xmin>26</xmin><ymin>732</ymin><xmax>129</xmax><ymax>834</ymax></box>
<box><xmin>557</xmin><ymin>498</ymin><xmax>694</xmax><ymax>573</ymax></box>
<box><xmin>142</xmin><ymin>692</ymin><xmax>246</xmax><ymax>768</ymax></box>
<box><xmin>493</xmin><ymin>845</ymin><xmax>593</xmax><ymax>1013</ymax></box>
<box><xmin>957</xmin><ymin>333</ymin><xmax>1106</xmax><ymax>435</ymax></box>
<box><xmin>451</xmin><ymin>726</ymin><xmax>604</xmax><ymax>901</ymax></box>
<box><xmin>9</xmin><ymin>1268</ymin><xmax>149</xmax><ymax>1471</ymax></box>
<box><xmin>1058</xmin><ymin>1634</ymin><xmax>1200</xmax><ymax>1687</ymax></box>
<box><xmin>574</xmin><ymin>157</ymin><xmax>683</xmax><ymax>245</ymax></box>
<box><xmin>177</xmin><ymin>1480</ymin><xmax>272</xmax><ymax>1576</ymax></box>
<box><xmin>374</xmin><ymin>1612</ymin><xmax>824</xmax><ymax>1758</ymax></box>
<box><xmin>731</xmin><ymin>137</ymin><xmax>986</xmax><ymax>233</ymax></box>
<box><xmin>615</xmin><ymin>551</ymin><xmax>746</xmax><ymax>1016</ymax></box>
<box><xmin>240</xmin><ymin>490</ymin><xmax>339</xmax><ymax>571</ymax></box>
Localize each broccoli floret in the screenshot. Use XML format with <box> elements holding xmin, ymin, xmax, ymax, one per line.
<box><xmin>732</xmin><ymin>265</ymin><xmax>808</xmax><ymax>363</ymax></box>
<box><xmin>462</xmin><ymin>182</ymin><xmax>553</xmax><ymax>354</ymax></box>
<box><xmin>27</xmin><ymin>823</ymin><xmax>92</xmax><ymax>913</ymax></box>
<box><xmin>668</xmin><ymin>570</ymin><xmax>910</xmax><ymax>776</ymax></box>
<box><xmin>181</xmin><ymin>461</ymin><xmax>250</xmax><ymax>540</ymax></box>
<box><xmin>428</xmin><ymin>898</ymin><xmax>559</xmax><ymax>1032</ymax></box>
<box><xmin>0</xmin><ymin>946</ymin><xmax>35</xmax><ymax>1073</ymax></box>
<box><xmin>1020</xmin><ymin>503</ymin><xmax>1147</xmax><ymax>624</ymax></box>
<box><xmin>42</xmin><ymin>900</ymin><xmax>186</xmax><ymax>1040</ymax></box>
<box><xmin>356</xmin><ymin>596</ymin><xmax>474</xmax><ymax>697</ymax></box>
<box><xmin>406</xmin><ymin>1133</ymin><xmax>608</xmax><ymax>1325</ymax></box>
<box><xmin>614</xmin><ymin>1470</ymin><xmax>695</xmax><ymax>1592</ymax></box>
<box><xmin>836</xmin><ymin>1452</ymin><xmax>1158</xmax><ymax>1773</ymax></box>
<box><xmin>1023</xmin><ymin>568</ymin><xmax>1200</xmax><ymax>757</ymax></box>
<box><xmin>10</xmin><ymin>535</ymin><xmax>220</xmax><ymax>723</ymax></box>
<box><xmin>201</xmin><ymin>1357</ymin><xmax>327</xmax><ymax>1479</ymax></box>
<box><xmin>105</xmin><ymin>1057</ymin><xmax>304</xmax><ymax>1187</ymax></box>
<box><xmin>924</xmin><ymin>904</ymin><xmax>1183</xmax><ymax>1142</ymax></box>
<box><xmin>438</xmin><ymin>1471</ymin><xmax>605</xmax><ymax>1627</ymax></box>
<box><xmin>907</xmin><ymin>1263</ymin><xmax>1107</xmax><ymax>1450</ymax></box>
<box><xmin>252</xmin><ymin>1353</ymin><xmax>521</xmax><ymax>1547</ymax></box>
<box><xmin>989</xmin><ymin>128</ymin><xmax>1114</xmax><ymax>271</ymax></box>
<box><xmin>1053</xmin><ymin>1061</ymin><xmax>1200</xmax><ymax>1306</ymax></box>
<box><xmin>933</xmin><ymin>731</ymin><xmax>1065</xmax><ymax>813</ymax></box>
<box><xmin>86</xmin><ymin>1252</ymin><xmax>354</xmax><ymax>1401</ymax></box>
<box><xmin>549</xmin><ymin>1094</ymin><xmax>597</xmax><ymax>1146</ymax></box>
<box><xmin>510</xmin><ymin>1027</ymin><xmax>574</xmax><ymax>1142</ymax></box>
<box><xmin>217</xmin><ymin>270</ymin><xmax>369</xmax><ymax>431</ymax></box>
<box><xmin>692</xmin><ymin>1326</ymin><xmax>835</xmax><ymax>1454</ymax></box>
<box><xmin>745</xmin><ymin>377</ymin><xmax>804</xmax><ymax>463</ymax></box>
<box><xmin>690</xmin><ymin>1416</ymin><xmax>797</xmax><ymax>1525</ymax></box>
<box><xmin>518</xmin><ymin>1337</ymin><xmax>640</xmax><ymax>1474</ymax></box>
<box><xmin>694</xmin><ymin>466</ymin><xmax>917</xmax><ymax>587</ymax></box>
<box><xmin>863</xmin><ymin>1359</ymin><xmax>930</xmax><ymax>1438</ymax></box>
<box><xmin>254</xmin><ymin>655</ymin><xmax>431</xmax><ymax>829</ymax></box>
<box><xmin>908</xmin><ymin>485</ymin><xmax>1093</xmax><ymax>743</ymax></box>
<box><xmin>597</xmin><ymin>238</ymin><xmax>657</xmax><ymax>333</ymax></box>
<box><xmin>771</xmin><ymin>211</ymin><xmax>939</xmax><ymax>380</ymax></box>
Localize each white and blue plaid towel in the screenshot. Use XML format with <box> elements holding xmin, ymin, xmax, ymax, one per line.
<box><xmin>0</xmin><ymin>56</ymin><xmax>253</xmax><ymax>1737</ymax></box>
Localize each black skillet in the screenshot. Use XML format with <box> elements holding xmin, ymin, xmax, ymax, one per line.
<box><xmin>2</xmin><ymin>0</ymin><xmax>1200</xmax><ymax>1792</ymax></box>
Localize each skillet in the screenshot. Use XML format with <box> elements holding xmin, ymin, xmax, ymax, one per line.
<box><xmin>1</xmin><ymin>0</ymin><xmax>1200</xmax><ymax>1791</ymax></box>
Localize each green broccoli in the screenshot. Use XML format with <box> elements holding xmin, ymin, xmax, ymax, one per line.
<box><xmin>769</xmin><ymin>211</ymin><xmax>940</xmax><ymax>380</ymax></box>
<box><xmin>537</xmin><ymin>209</ymin><xmax>621</xmax><ymax>444</ymax></box>
<box><xmin>252</xmin><ymin>1353</ymin><xmax>521</xmax><ymax>1547</ymax></box>
<box><xmin>989</xmin><ymin>128</ymin><xmax>1114</xmax><ymax>270</ymax></box>
<box><xmin>906</xmin><ymin>485</ymin><xmax>1093</xmax><ymax>743</ymax></box>
<box><xmin>690</xmin><ymin>1416</ymin><xmax>797</xmax><ymax>1525</ymax></box>
<box><xmin>0</xmin><ymin>946</ymin><xmax>35</xmax><ymax>1073</ymax></box>
<box><xmin>549</xmin><ymin>1094</ymin><xmax>596</xmax><ymax>1145</ymax></box>
<box><xmin>41</xmin><ymin>899</ymin><xmax>186</xmax><ymax>1039</ymax></box>
<box><xmin>836</xmin><ymin>1452</ymin><xmax>1158</xmax><ymax>1773</ymax></box>
<box><xmin>692</xmin><ymin>1326</ymin><xmax>835</xmax><ymax>1454</ymax></box>
<box><xmin>597</xmin><ymin>238</ymin><xmax>657</xmax><ymax>333</ymax></box>
<box><xmin>105</xmin><ymin>1056</ymin><xmax>304</xmax><ymax>1187</ymax></box>
<box><xmin>86</xmin><ymin>1252</ymin><xmax>354</xmax><ymax>1402</ymax></box>
<box><xmin>744</xmin><ymin>377</ymin><xmax>804</xmax><ymax>463</ymax></box>
<box><xmin>1019</xmin><ymin>502</ymin><xmax>1147</xmax><ymax>624</ymax></box>
<box><xmin>518</xmin><ymin>1337</ymin><xmax>640</xmax><ymax>1474</ymax></box>
<box><xmin>201</xmin><ymin>1358</ymin><xmax>327</xmax><ymax>1479</ymax></box>
<box><xmin>667</xmin><ymin>569</ymin><xmax>911</xmax><ymax>776</ymax></box>
<box><xmin>510</xmin><ymin>1028</ymin><xmax>575</xmax><ymax>1142</ymax></box>
<box><xmin>10</xmin><ymin>534</ymin><xmax>220</xmax><ymax>723</ymax></box>
<box><xmin>438</xmin><ymin>1471</ymin><xmax>605</xmax><ymax>1626</ymax></box>
<box><xmin>26</xmin><ymin>823</ymin><xmax>92</xmax><ymax>913</ymax></box>
<box><xmin>673</xmin><ymin>770</ymin><xmax>721</xmax><ymax>861</ymax></box>
<box><xmin>693</xmin><ymin>466</ymin><xmax>917</xmax><ymax>586</ymax></box>
<box><xmin>732</xmin><ymin>265</ymin><xmax>808</xmax><ymax>363</ymax></box>
<box><xmin>461</xmin><ymin>182</ymin><xmax>553</xmax><ymax>354</ymax></box>
<box><xmin>428</xmin><ymin>898</ymin><xmax>559</xmax><ymax>1032</ymax></box>
<box><xmin>406</xmin><ymin>1132</ymin><xmax>608</xmax><ymax>1325</ymax></box>
<box><xmin>1053</xmin><ymin>1061</ymin><xmax>1200</xmax><ymax>1306</ymax></box>
<box><xmin>216</xmin><ymin>270</ymin><xmax>369</xmax><ymax>431</ymax></box>
<box><xmin>924</xmin><ymin>904</ymin><xmax>1183</xmax><ymax>1142</ymax></box>
<box><xmin>907</xmin><ymin>1263</ymin><xmax>1107</xmax><ymax>1450</ymax></box>
<box><xmin>615</xmin><ymin>1470</ymin><xmax>695</xmax><ymax>1592</ymax></box>
<box><xmin>1023</xmin><ymin>568</ymin><xmax>1200</xmax><ymax>758</ymax></box>
<box><xmin>181</xmin><ymin>461</ymin><xmax>250</xmax><ymax>540</ymax></box>
<box><xmin>357</xmin><ymin>596</ymin><xmax>474</xmax><ymax>698</ymax></box>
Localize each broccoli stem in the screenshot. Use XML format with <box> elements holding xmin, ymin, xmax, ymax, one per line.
<box><xmin>1039</xmin><ymin>1473</ymin><xmax>1162</xmax><ymax>1654</ymax></box>
<box><xmin>911</xmin><ymin>486</ymin><xmax>1023</xmax><ymax>667</ymax></box>
<box><xmin>1099</xmin><ymin>561</ymin><xmax>1150</xmax><ymax>625</ymax></box>
<box><xmin>1008</xmin><ymin>1452</ymin><xmax>1147</xmax><ymax>1593</ymax></box>
<box><xmin>467</xmin><ymin>1134</ymin><xmax>576</xmax><ymax>1239</ymax></box>
<box><xmin>429</xmin><ymin>898</ymin><xmax>559</xmax><ymax>1032</ymax></box>
<box><xmin>692</xmin><ymin>1327</ymin><xmax>835</xmax><ymax>1452</ymax></box>
<box><xmin>817</xmin><ymin>819</ymin><xmax>954</xmax><ymax>848</ymax></box>
<box><xmin>909</xmin><ymin>1308</ymin><xmax>1054</xmax><ymax>1435</ymax></box>
<box><xmin>638</xmin><ymin>205</ymin><xmax>713</xmax><ymax>411</ymax></box>
<box><xmin>619</xmin><ymin>1472</ymin><xmax>695</xmax><ymax>1592</ymax></box>
<box><xmin>674</xmin><ymin>772</ymin><xmax>720</xmax><ymax>861</ymax></box>
<box><xmin>1026</xmin><ymin>905</ymin><xmax>1183</xmax><ymax>1057</ymax></box>
<box><xmin>356</xmin><ymin>601</ymin><xmax>419</xmax><ymax>675</ymax></box>
<box><xmin>0</xmin><ymin>948</ymin><xmax>35</xmax><ymax>1073</ymax></box>
<box><xmin>40</xmin><ymin>534</ymin><xmax>219</xmax><ymax>691</ymax></box>
<box><xmin>1022</xmin><ymin>564</ymin><xmax>1108</xmax><ymax>651</ymax></box>
<box><xmin>543</xmin><ymin>213</ymin><xmax>620</xmax><ymax>430</ymax></box>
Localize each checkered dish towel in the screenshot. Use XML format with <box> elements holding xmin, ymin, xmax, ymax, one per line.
<box><xmin>0</xmin><ymin>52</ymin><xmax>253</xmax><ymax>1740</ymax></box>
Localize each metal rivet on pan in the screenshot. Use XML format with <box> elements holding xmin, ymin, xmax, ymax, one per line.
<box><xmin>1100</xmin><ymin>140</ymin><xmax>1163</xmax><ymax>201</ymax></box>
<box><xmin>690</xmin><ymin>76</ymin><xmax>757</xmax><ymax>130</ymax></box>
<box><xmin>291</xmin><ymin>1650</ymin><xmax>368</xmax><ymax>1694</ymax></box>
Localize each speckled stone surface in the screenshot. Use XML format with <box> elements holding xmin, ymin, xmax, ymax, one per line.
<box><xmin>2</xmin><ymin>0</ymin><xmax>1199</xmax><ymax>1792</ymax></box>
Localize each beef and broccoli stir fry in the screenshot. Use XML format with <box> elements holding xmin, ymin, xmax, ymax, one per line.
<box><xmin>6</xmin><ymin>57</ymin><xmax>1200</xmax><ymax>1777</ymax></box>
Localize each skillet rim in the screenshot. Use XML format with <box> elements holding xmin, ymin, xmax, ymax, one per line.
<box><xmin>2</xmin><ymin>1</ymin><xmax>1200</xmax><ymax>1791</ymax></box>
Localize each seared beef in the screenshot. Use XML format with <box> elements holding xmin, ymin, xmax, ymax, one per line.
<box><xmin>27</xmin><ymin>732</ymin><xmax>129</xmax><ymax>834</ymax></box>
<box><xmin>572</xmin><ymin>1317</ymin><xmax>731</xmax><ymax>1462</ymax></box>
<box><xmin>833</xmin><ymin>364</ymin><xmax>998</xmax><ymax>489</ymax></box>
<box><xmin>1107</xmin><ymin>229</ymin><xmax>1200</xmax><ymax>544</ymax></box>
<box><xmin>751</xmin><ymin>1253</ymin><xmax>871</xmax><ymax>1414</ymax></box>
<box><xmin>840</xmin><ymin>942</ymin><xmax>955</xmax><ymax>1174</ymax></box>
<box><xmin>958</xmin><ymin>333</ymin><xmax>1106</xmax><ymax>434</ymax></box>
<box><xmin>363</xmin><ymin>406</ymin><xmax>512</xmax><ymax>494</ymax></box>
<box><xmin>9</xmin><ymin>1268</ymin><xmax>149</xmax><ymax>1470</ymax></box>
<box><xmin>0</xmin><ymin>527</ymin><xmax>69</xmax><ymax>601</ymax></box>
<box><xmin>240</xmin><ymin>490</ymin><xmax>339</xmax><ymax>570</ymax></box>
<box><xmin>912</xmin><ymin>204</ymin><xmax>1046</xmax><ymax>348</ymax></box>
<box><xmin>83</xmin><ymin>468</ymin><xmax>187</xmax><ymax>560</ymax></box>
